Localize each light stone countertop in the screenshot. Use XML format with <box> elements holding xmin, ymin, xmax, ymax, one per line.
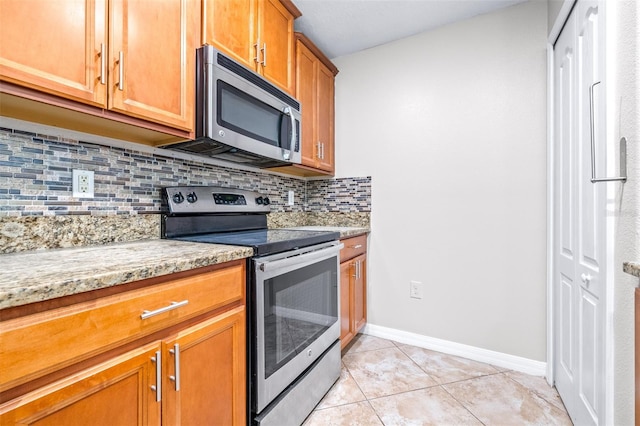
<box><xmin>285</xmin><ymin>226</ymin><xmax>370</xmax><ymax>239</ymax></box>
<box><xmin>0</xmin><ymin>240</ymin><xmax>253</xmax><ymax>310</ymax></box>
<box><xmin>623</xmin><ymin>262</ymin><xmax>640</xmax><ymax>279</ymax></box>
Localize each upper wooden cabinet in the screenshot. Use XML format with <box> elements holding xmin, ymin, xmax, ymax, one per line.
<box><xmin>0</xmin><ymin>0</ymin><xmax>197</xmax><ymax>132</ymax></box>
<box><xmin>202</xmin><ymin>0</ymin><xmax>300</xmax><ymax>95</ymax></box>
<box><xmin>295</xmin><ymin>33</ymin><xmax>338</xmax><ymax>174</ymax></box>
<box><xmin>0</xmin><ymin>0</ymin><xmax>107</xmax><ymax>107</ymax></box>
<box><xmin>108</xmin><ymin>0</ymin><xmax>197</xmax><ymax>131</ymax></box>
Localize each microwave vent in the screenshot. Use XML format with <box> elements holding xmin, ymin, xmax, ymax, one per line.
<box><xmin>217</xmin><ymin>54</ymin><xmax>300</xmax><ymax>111</ymax></box>
<box><xmin>163</xmin><ymin>139</ymin><xmax>286</xmax><ymax>167</ymax></box>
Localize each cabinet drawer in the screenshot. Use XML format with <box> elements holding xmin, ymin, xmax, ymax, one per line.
<box><xmin>0</xmin><ymin>262</ymin><xmax>245</xmax><ymax>392</ymax></box>
<box><xmin>340</xmin><ymin>235</ymin><xmax>367</xmax><ymax>263</ymax></box>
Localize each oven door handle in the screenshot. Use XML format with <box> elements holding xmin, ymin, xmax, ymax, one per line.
<box><xmin>256</xmin><ymin>243</ymin><xmax>343</xmax><ymax>273</ymax></box>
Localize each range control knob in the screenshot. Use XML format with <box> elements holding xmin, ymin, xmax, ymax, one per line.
<box><xmin>172</xmin><ymin>192</ymin><xmax>185</xmax><ymax>204</ymax></box>
<box><xmin>263</xmin><ymin>197</ymin><xmax>270</xmax><ymax>206</ymax></box>
<box><xmin>186</xmin><ymin>192</ymin><xmax>198</xmax><ymax>203</ymax></box>
<box><xmin>255</xmin><ymin>196</ymin><xmax>264</xmax><ymax>205</ymax></box>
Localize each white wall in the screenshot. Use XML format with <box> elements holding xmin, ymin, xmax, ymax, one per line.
<box><xmin>547</xmin><ymin>0</ymin><xmax>564</xmax><ymax>32</ymax></box>
<box><xmin>609</xmin><ymin>1</ymin><xmax>639</xmax><ymax>424</ymax></box>
<box><xmin>332</xmin><ymin>0</ymin><xmax>548</xmax><ymax>361</ymax></box>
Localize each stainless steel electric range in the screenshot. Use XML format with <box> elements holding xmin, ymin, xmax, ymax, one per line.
<box><xmin>162</xmin><ymin>186</ymin><xmax>342</xmax><ymax>426</ymax></box>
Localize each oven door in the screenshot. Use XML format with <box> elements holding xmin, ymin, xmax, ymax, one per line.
<box><xmin>253</xmin><ymin>241</ymin><xmax>342</xmax><ymax>413</ymax></box>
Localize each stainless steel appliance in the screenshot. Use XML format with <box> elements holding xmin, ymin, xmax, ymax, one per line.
<box><xmin>162</xmin><ymin>186</ymin><xmax>341</xmax><ymax>426</ymax></box>
<box><xmin>163</xmin><ymin>46</ymin><xmax>302</xmax><ymax>168</ymax></box>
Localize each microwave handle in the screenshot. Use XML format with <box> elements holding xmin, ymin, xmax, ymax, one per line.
<box><xmin>282</xmin><ymin>107</ymin><xmax>295</xmax><ymax>160</ymax></box>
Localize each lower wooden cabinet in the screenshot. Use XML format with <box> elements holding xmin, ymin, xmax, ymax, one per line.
<box><xmin>340</xmin><ymin>262</ymin><xmax>355</xmax><ymax>347</ymax></box>
<box><xmin>163</xmin><ymin>306</ymin><xmax>245</xmax><ymax>426</ymax></box>
<box><xmin>0</xmin><ymin>261</ymin><xmax>246</xmax><ymax>426</ymax></box>
<box><xmin>340</xmin><ymin>235</ymin><xmax>368</xmax><ymax>349</ymax></box>
<box><xmin>0</xmin><ymin>342</ymin><xmax>162</xmax><ymax>425</ymax></box>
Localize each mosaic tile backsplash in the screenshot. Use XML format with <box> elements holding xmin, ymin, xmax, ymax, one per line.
<box><xmin>0</xmin><ymin>126</ymin><xmax>370</xmax><ymax>252</ymax></box>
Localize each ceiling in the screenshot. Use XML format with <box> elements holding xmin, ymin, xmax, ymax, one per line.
<box><xmin>293</xmin><ymin>0</ymin><xmax>530</xmax><ymax>59</ymax></box>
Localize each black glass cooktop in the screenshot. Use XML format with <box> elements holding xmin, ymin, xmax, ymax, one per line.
<box><xmin>175</xmin><ymin>229</ymin><xmax>340</xmax><ymax>256</ymax></box>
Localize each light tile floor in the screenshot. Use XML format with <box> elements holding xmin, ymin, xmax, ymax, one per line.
<box><xmin>303</xmin><ymin>334</ymin><xmax>573</xmax><ymax>426</ymax></box>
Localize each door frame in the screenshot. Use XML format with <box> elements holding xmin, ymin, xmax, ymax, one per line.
<box><xmin>546</xmin><ymin>1</ymin><xmax>616</xmax><ymax>424</ymax></box>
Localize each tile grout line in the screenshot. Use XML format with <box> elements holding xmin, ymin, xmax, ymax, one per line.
<box><xmin>345</xmin><ymin>336</ymin><xmax>504</xmax><ymax>425</ymax></box>
<box><xmin>439</xmin><ymin>377</ymin><xmax>490</xmax><ymax>426</ymax></box>
<box><xmin>502</xmin><ymin>371</ymin><xmax>570</xmax><ymax>415</ymax></box>
<box><xmin>316</xmin><ymin>335</ymin><xmax>571</xmax><ymax>425</ymax></box>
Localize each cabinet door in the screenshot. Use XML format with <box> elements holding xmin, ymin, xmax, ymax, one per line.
<box><xmin>296</xmin><ymin>40</ymin><xmax>319</xmax><ymax>167</ymax></box>
<box><xmin>353</xmin><ymin>255</ymin><xmax>367</xmax><ymax>333</ymax></box>
<box><xmin>0</xmin><ymin>0</ymin><xmax>107</xmax><ymax>107</ymax></box>
<box><xmin>340</xmin><ymin>261</ymin><xmax>355</xmax><ymax>349</ymax></box>
<box><xmin>202</xmin><ymin>0</ymin><xmax>257</xmax><ymax>70</ymax></box>
<box><xmin>0</xmin><ymin>342</ymin><xmax>161</xmax><ymax>425</ymax></box>
<box><xmin>109</xmin><ymin>0</ymin><xmax>196</xmax><ymax>130</ymax></box>
<box><xmin>316</xmin><ymin>61</ymin><xmax>335</xmax><ymax>173</ymax></box>
<box><xmin>258</xmin><ymin>0</ymin><xmax>295</xmax><ymax>94</ymax></box>
<box><xmin>163</xmin><ymin>306</ymin><xmax>246</xmax><ymax>426</ymax></box>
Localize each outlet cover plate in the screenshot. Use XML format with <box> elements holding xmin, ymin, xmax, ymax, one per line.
<box><xmin>410</xmin><ymin>281</ymin><xmax>423</xmax><ymax>299</ymax></box>
<box><xmin>72</xmin><ymin>169</ymin><xmax>94</xmax><ymax>198</ymax></box>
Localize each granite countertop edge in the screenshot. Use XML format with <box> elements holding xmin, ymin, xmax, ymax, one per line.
<box><xmin>623</xmin><ymin>261</ymin><xmax>640</xmax><ymax>279</ymax></box>
<box><xmin>0</xmin><ymin>240</ymin><xmax>254</xmax><ymax>310</ymax></box>
<box><xmin>0</xmin><ymin>228</ymin><xmax>369</xmax><ymax>310</ymax></box>
<box><xmin>286</xmin><ymin>226</ymin><xmax>370</xmax><ymax>239</ymax></box>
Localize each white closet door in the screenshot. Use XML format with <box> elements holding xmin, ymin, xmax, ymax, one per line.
<box><xmin>554</xmin><ymin>7</ymin><xmax>578</xmax><ymax>420</ymax></box>
<box><xmin>553</xmin><ymin>1</ymin><xmax>606</xmax><ymax>425</ymax></box>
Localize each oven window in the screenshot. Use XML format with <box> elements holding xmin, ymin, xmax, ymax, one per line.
<box><xmin>263</xmin><ymin>257</ymin><xmax>338</xmax><ymax>379</ymax></box>
<box><xmin>217</xmin><ymin>80</ymin><xmax>281</xmax><ymax>147</ymax></box>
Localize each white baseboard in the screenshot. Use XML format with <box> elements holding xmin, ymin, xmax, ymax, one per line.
<box><xmin>362</xmin><ymin>323</ymin><xmax>547</xmax><ymax>377</ymax></box>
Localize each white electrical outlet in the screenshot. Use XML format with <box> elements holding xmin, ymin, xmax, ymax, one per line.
<box><xmin>72</xmin><ymin>170</ymin><xmax>94</xmax><ymax>198</ymax></box>
<box><xmin>287</xmin><ymin>190</ymin><xmax>294</xmax><ymax>206</ymax></box>
<box><xmin>410</xmin><ymin>281</ymin><xmax>423</xmax><ymax>299</ymax></box>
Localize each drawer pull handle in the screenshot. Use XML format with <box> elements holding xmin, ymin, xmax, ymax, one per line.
<box><xmin>352</xmin><ymin>244</ymin><xmax>363</xmax><ymax>249</ymax></box>
<box><xmin>169</xmin><ymin>343</ymin><xmax>181</xmax><ymax>391</ymax></box>
<box><xmin>141</xmin><ymin>300</ymin><xmax>189</xmax><ymax>319</ymax></box>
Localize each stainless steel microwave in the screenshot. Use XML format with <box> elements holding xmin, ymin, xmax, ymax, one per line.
<box><xmin>164</xmin><ymin>45</ymin><xmax>301</xmax><ymax>168</ymax></box>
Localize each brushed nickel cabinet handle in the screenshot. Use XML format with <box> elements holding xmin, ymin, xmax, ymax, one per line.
<box><xmin>117</xmin><ymin>51</ymin><xmax>124</xmax><ymax>91</ymax></box>
<box><xmin>99</xmin><ymin>43</ymin><xmax>106</xmax><ymax>85</ymax></box>
<box><xmin>151</xmin><ymin>350</ymin><xmax>161</xmax><ymax>402</ymax></box>
<box><xmin>262</xmin><ymin>43</ymin><xmax>267</xmax><ymax>67</ymax></box>
<box><xmin>254</xmin><ymin>38</ymin><xmax>261</xmax><ymax>64</ymax></box>
<box><xmin>141</xmin><ymin>300</ymin><xmax>189</xmax><ymax>319</ymax></box>
<box><xmin>352</xmin><ymin>244</ymin><xmax>363</xmax><ymax>249</ymax></box>
<box><xmin>352</xmin><ymin>260</ymin><xmax>360</xmax><ymax>279</ymax></box>
<box><xmin>169</xmin><ymin>343</ymin><xmax>181</xmax><ymax>391</ymax></box>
